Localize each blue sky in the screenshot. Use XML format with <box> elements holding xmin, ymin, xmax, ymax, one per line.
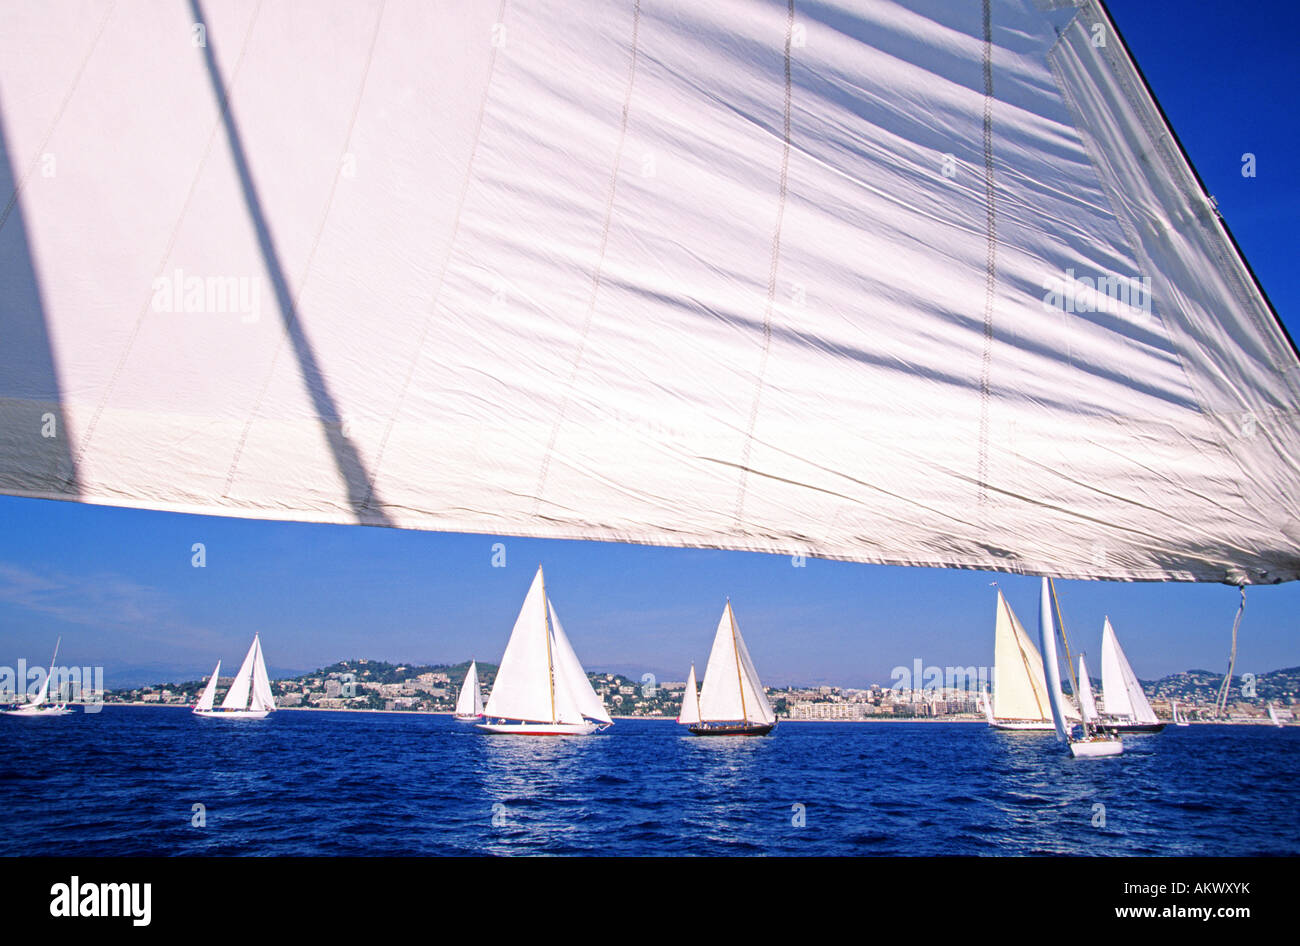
<box><xmin>1</xmin><ymin>1</ymin><xmax>1297</xmax><ymax>688</ymax></box>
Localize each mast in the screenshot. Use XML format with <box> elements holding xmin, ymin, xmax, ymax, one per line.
<box><xmin>727</xmin><ymin>600</ymin><xmax>748</xmax><ymax>723</ymax></box>
<box><xmin>1049</xmin><ymin>579</ymin><xmax>1079</xmax><ymax>698</ymax></box>
<box><xmin>540</xmin><ymin>566</ymin><xmax>556</xmax><ymax>724</ymax></box>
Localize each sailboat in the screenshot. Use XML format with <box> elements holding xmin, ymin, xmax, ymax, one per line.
<box><xmin>2</xmin><ymin>637</ymin><xmax>72</xmax><ymax>717</ymax></box>
<box><xmin>1098</xmin><ymin>618</ymin><xmax>1165</xmax><ymax>733</ymax></box>
<box><xmin>989</xmin><ymin>589</ymin><xmax>1080</xmax><ymax>731</ymax></box>
<box><xmin>477</xmin><ymin>566</ymin><xmax>612</xmax><ymax>735</ymax></box>
<box><xmin>1267</xmin><ymin>704</ymin><xmax>1285</xmax><ymax>727</ymax></box>
<box><xmin>453</xmin><ymin>660</ymin><xmax>484</xmax><ymax>722</ymax></box>
<box><xmin>1037</xmin><ymin>579</ymin><xmax>1122</xmax><ymax>758</ymax></box>
<box><xmin>1171</xmin><ymin>699</ymin><xmax>1190</xmax><ymax>727</ymax></box>
<box><xmin>193</xmin><ymin>634</ymin><xmax>276</xmax><ymax>719</ymax></box>
<box><xmin>681</xmin><ymin>601</ymin><xmax>775</xmax><ymax>736</ymax></box>
<box><xmin>677</xmin><ymin>664</ymin><xmax>702</xmax><ymax>726</ymax></box>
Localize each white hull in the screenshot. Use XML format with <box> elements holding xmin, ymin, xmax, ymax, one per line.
<box><xmin>475</xmin><ymin>720</ymin><xmax>604</xmax><ymax>736</ymax></box>
<box><xmin>453</xmin><ymin>714</ymin><xmax>484</xmax><ymax>723</ymax></box>
<box><xmin>990</xmin><ymin>719</ymin><xmax>1055</xmax><ymax>731</ymax></box>
<box><xmin>193</xmin><ymin>708</ymin><xmax>271</xmax><ymax>720</ymax></box>
<box><xmin>1069</xmin><ymin>737</ymin><xmax>1123</xmax><ymax>758</ymax></box>
<box><xmin>3</xmin><ymin>704</ymin><xmax>72</xmax><ymax>717</ymax></box>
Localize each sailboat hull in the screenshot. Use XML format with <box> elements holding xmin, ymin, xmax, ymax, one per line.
<box><xmin>687</xmin><ymin>722</ymin><xmax>775</xmax><ymax>736</ymax></box>
<box><xmin>475</xmin><ymin>721</ymin><xmax>605</xmax><ymax>735</ymax></box>
<box><xmin>193</xmin><ymin>708</ymin><xmax>272</xmax><ymax>720</ymax></box>
<box><xmin>453</xmin><ymin>714</ymin><xmax>484</xmax><ymax>724</ymax></box>
<box><xmin>990</xmin><ymin>719</ymin><xmax>1055</xmax><ymax>731</ymax></box>
<box><xmin>1097</xmin><ymin>721</ymin><xmax>1165</xmax><ymax>734</ymax></box>
<box><xmin>1069</xmin><ymin>738</ymin><xmax>1123</xmax><ymax>758</ymax></box>
<box><xmin>2</xmin><ymin>704</ymin><xmax>72</xmax><ymax>717</ymax></box>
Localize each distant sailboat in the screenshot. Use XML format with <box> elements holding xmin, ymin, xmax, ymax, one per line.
<box><xmin>1098</xmin><ymin>618</ymin><xmax>1165</xmax><ymax>733</ymax></box>
<box><xmin>677</xmin><ymin>664</ymin><xmax>702</xmax><ymax>726</ymax></box>
<box><xmin>682</xmin><ymin>601</ymin><xmax>775</xmax><ymax>736</ymax></box>
<box><xmin>989</xmin><ymin>589</ymin><xmax>1080</xmax><ymax>731</ymax></box>
<box><xmin>979</xmin><ymin>685</ymin><xmax>995</xmax><ymax>725</ymax></box>
<box><xmin>478</xmin><ymin>566</ymin><xmax>612</xmax><ymax>736</ymax></box>
<box><xmin>1268</xmin><ymin>704</ymin><xmax>1284</xmax><ymax>727</ymax></box>
<box><xmin>1037</xmin><ymin>579</ymin><xmax>1121</xmax><ymax>758</ymax></box>
<box><xmin>1171</xmin><ymin>699</ymin><xmax>1190</xmax><ymax>727</ymax></box>
<box><xmin>2</xmin><ymin>637</ymin><xmax>72</xmax><ymax>717</ymax></box>
<box><xmin>453</xmin><ymin>661</ymin><xmax>484</xmax><ymax>722</ymax></box>
<box><xmin>193</xmin><ymin>635</ymin><xmax>276</xmax><ymax>719</ymax></box>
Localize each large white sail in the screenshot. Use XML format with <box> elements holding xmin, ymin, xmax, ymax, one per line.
<box><xmin>195</xmin><ymin>661</ymin><xmax>221</xmax><ymax>712</ymax></box>
<box><xmin>1036</xmin><ymin>579</ymin><xmax>1072</xmax><ymax>743</ymax></box>
<box><xmin>484</xmin><ymin>568</ymin><xmax>557</xmax><ymax>723</ymax></box>
<box><xmin>1100</xmin><ymin>618</ymin><xmax>1157</xmax><ymax>724</ymax></box>
<box><xmin>678</xmin><ymin>665</ymin><xmax>701</xmax><ymax>725</ymax></box>
<box><xmin>992</xmin><ymin>591</ymin><xmax>1079</xmax><ymax>723</ymax></box>
<box><xmin>698</xmin><ymin>602</ymin><xmax>771</xmax><ymax>723</ymax></box>
<box><xmin>220</xmin><ymin>638</ymin><xmax>259</xmax><ymax>711</ymax></box>
<box><xmin>249</xmin><ymin>637</ymin><xmax>276</xmax><ymax>712</ymax></box>
<box><xmin>547</xmin><ymin>602</ymin><xmax>611</xmax><ymax>724</ymax></box>
<box><xmin>1</xmin><ymin>2</ymin><xmax>1296</xmax><ymax>586</ymax></box>
<box><xmin>455</xmin><ymin>661</ymin><xmax>483</xmax><ymax>717</ymax></box>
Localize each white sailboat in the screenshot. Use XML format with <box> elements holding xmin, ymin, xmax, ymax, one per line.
<box><xmin>1171</xmin><ymin>699</ymin><xmax>1190</xmax><ymax>727</ymax></box>
<box><xmin>979</xmin><ymin>685</ymin><xmax>995</xmax><ymax>725</ymax></box>
<box><xmin>677</xmin><ymin>664</ymin><xmax>702</xmax><ymax>726</ymax></box>
<box><xmin>682</xmin><ymin>601</ymin><xmax>775</xmax><ymax>736</ymax></box>
<box><xmin>1037</xmin><ymin>579</ymin><xmax>1121</xmax><ymax>758</ymax></box>
<box><xmin>1268</xmin><ymin>704</ymin><xmax>1285</xmax><ymax>727</ymax></box>
<box><xmin>453</xmin><ymin>660</ymin><xmax>484</xmax><ymax>722</ymax></box>
<box><xmin>2</xmin><ymin>637</ymin><xmax>72</xmax><ymax>717</ymax></box>
<box><xmin>477</xmin><ymin>566</ymin><xmax>611</xmax><ymax>736</ymax></box>
<box><xmin>1098</xmin><ymin>618</ymin><xmax>1165</xmax><ymax>733</ymax></box>
<box><xmin>989</xmin><ymin>589</ymin><xmax>1080</xmax><ymax>731</ymax></box>
<box><xmin>193</xmin><ymin>635</ymin><xmax>276</xmax><ymax>719</ymax></box>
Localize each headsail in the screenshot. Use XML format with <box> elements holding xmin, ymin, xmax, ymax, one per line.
<box><xmin>0</xmin><ymin>2</ymin><xmax>1295</xmax><ymax>585</ymax></box>
<box><xmin>678</xmin><ymin>665</ymin><xmax>701</xmax><ymax>725</ymax></box>
<box><xmin>1076</xmin><ymin>653</ymin><xmax>1099</xmax><ymax>724</ymax></box>
<box><xmin>992</xmin><ymin>591</ymin><xmax>1079</xmax><ymax>723</ymax></box>
<box><xmin>195</xmin><ymin>661</ymin><xmax>221</xmax><ymax>712</ymax></box>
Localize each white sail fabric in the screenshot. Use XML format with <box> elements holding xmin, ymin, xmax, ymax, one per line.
<box><xmin>484</xmin><ymin>568</ymin><xmax>556</xmax><ymax>723</ymax></box>
<box><xmin>547</xmin><ymin>602</ymin><xmax>612</xmax><ymax>724</ymax></box>
<box><xmin>677</xmin><ymin>665</ymin><xmax>701</xmax><ymax>725</ymax></box>
<box><xmin>455</xmin><ymin>661</ymin><xmax>483</xmax><ymax>717</ymax></box>
<box><xmin>195</xmin><ymin>661</ymin><xmax>221</xmax><ymax>712</ymax></box>
<box><xmin>992</xmin><ymin>591</ymin><xmax>1079</xmax><ymax>723</ymax></box>
<box><xmin>1</xmin><ymin>1</ymin><xmax>1297</xmax><ymax>585</ymax></box>
<box><xmin>1036</xmin><ymin>579</ymin><xmax>1071</xmax><ymax>742</ymax></box>
<box><xmin>1100</xmin><ymin>618</ymin><xmax>1157</xmax><ymax>723</ymax></box>
<box><xmin>221</xmin><ymin>637</ymin><xmax>258</xmax><ymax>710</ymax></box>
<box><xmin>1076</xmin><ymin>653</ymin><xmax>1099</xmax><ymax>724</ymax></box>
<box><xmin>250</xmin><ymin>637</ymin><xmax>276</xmax><ymax>712</ymax></box>
<box><xmin>698</xmin><ymin>602</ymin><xmax>771</xmax><ymax>723</ymax></box>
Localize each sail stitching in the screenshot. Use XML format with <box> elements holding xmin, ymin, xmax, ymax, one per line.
<box><xmin>975</xmin><ymin>0</ymin><xmax>997</xmax><ymax>506</ymax></box>
<box><xmin>733</xmin><ymin>0</ymin><xmax>795</xmax><ymax>529</ymax></box>
<box><xmin>222</xmin><ymin>0</ymin><xmax>389</xmax><ymax>504</ymax></box>
<box><xmin>0</xmin><ymin>3</ymin><xmax>115</xmax><ymax>235</ymax></box>
<box><xmin>361</xmin><ymin>0</ymin><xmax>510</xmax><ymax>513</ymax></box>
<box><xmin>532</xmin><ymin>0</ymin><xmax>643</xmax><ymax>516</ymax></box>
<box><xmin>64</xmin><ymin>1</ymin><xmax>264</xmax><ymax>491</ymax></box>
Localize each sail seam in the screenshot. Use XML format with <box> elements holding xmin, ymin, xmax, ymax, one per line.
<box><xmin>532</xmin><ymin>0</ymin><xmax>643</xmax><ymax>516</ymax></box>
<box><xmin>65</xmin><ymin>1</ymin><xmax>264</xmax><ymax>491</ymax></box>
<box><xmin>362</xmin><ymin>0</ymin><xmax>511</xmax><ymax>512</ymax></box>
<box><xmin>976</xmin><ymin>0</ymin><xmax>997</xmax><ymax>506</ymax></box>
<box><xmin>733</xmin><ymin>0</ymin><xmax>795</xmax><ymax>529</ymax></box>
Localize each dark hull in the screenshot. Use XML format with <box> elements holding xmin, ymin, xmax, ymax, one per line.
<box><xmin>688</xmin><ymin>722</ymin><xmax>775</xmax><ymax>737</ymax></box>
<box><xmin>1098</xmin><ymin>722</ymin><xmax>1166</xmax><ymax>734</ymax></box>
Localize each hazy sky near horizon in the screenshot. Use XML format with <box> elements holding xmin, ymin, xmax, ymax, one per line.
<box><xmin>1</xmin><ymin>1</ymin><xmax>1297</xmax><ymax>688</ymax></box>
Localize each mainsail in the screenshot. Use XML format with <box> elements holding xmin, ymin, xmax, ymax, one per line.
<box><xmin>220</xmin><ymin>635</ymin><xmax>276</xmax><ymax>713</ymax></box>
<box><xmin>992</xmin><ymin>591</ymin><xmax>1079</xmax><ymax>723</ymax></box>
<box><xmin>1</xmin><ymin>2</ymin><xmax>1296</xmax><ymax>583</ymax></box>
<box><xmin>455</xmin><ymin>660</ymin><xmax>483</xmax><ymax>717</ymax></box>
<box><xmin>697</xmin><ymin>602</ymin><xmax>775</xmax><ymax>725</ymax></box>
<box><xmin>1100</xmin><ymin>618</ymin><xmax>1157</xmax><ymax>724</ymax></box>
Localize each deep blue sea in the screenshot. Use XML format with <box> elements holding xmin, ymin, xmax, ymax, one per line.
<box><xmin>1</xmin><ymin>707</ymin><xmax>1297</xmax><ymax>856</ymax></box>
